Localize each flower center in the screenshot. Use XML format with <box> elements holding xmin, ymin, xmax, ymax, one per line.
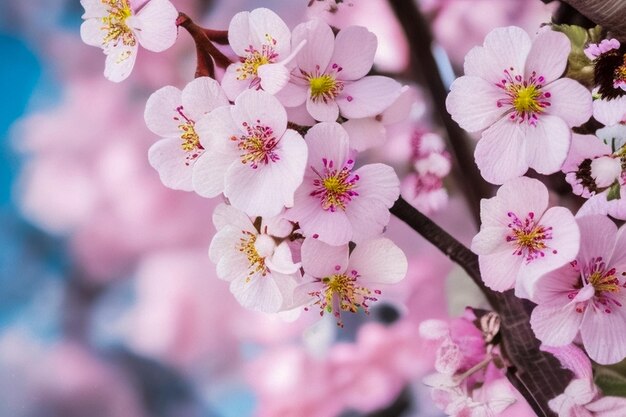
<box><xmin>101</xmin><ymin>0</ymin><xmax>136</xmax><ymax>47</ymax></box>
<box><xmin>238</xmin><ymin>231</ymin><xmax>268</xmax><ymax>280</ymax></box>
<box><xmin>172</xmin><ymin>106</ymin><xmax>203</xmax><ymax>165</ymax></box>
<box><xmin>308</xmin><ymin>268</ymin><xmax>381</xmax><ymax>327</ymax></box>
<box><xmin>303</xmin><ymin>64</ymin><xmax>344</xmax><ymax>103</ymax></box>
<box><xmin>586</xmin><ymin>257</ymin><xmax>620</xmax><ymax>294</ymax></box>
<box><xmin>231</xmin><ymin>122</ymin><xmax>280</xmax><ymax>169</ymax></box>
<box><xmin>237</xmin><ymin>37</ymin><xmax>279</xmax><ymax>81</ymax></box>
<box><xmin>310</xmin><ymin>158</ymin><xmax>359</xmax><ymax>212</ymax></box>
<box><xmin>613</xmin><ymin>55</ymin><xmax>626</xmax><ymax>91</ymax></box>
<box><xmin>506</xmin><ymin>211</ymin><xmax>554</xmax><ymax>262</ymax></box>
<box><xmin>497</xmin><ymin>69</ymin><xmax>551</xmax><ymax>125</ymax></box>
<box><xmin>569</xmin><ymin>257</ymin><xmax>625</xmax><ymax>314</ymax></box>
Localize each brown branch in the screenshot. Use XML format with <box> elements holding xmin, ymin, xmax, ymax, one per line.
<box><xmin>203</xmin><ymin>29</ymin><xmax>229</xmax><ymax>45</ymax></box>
<box><xmin>390</xmin><ymin>197</ymin><xmax>572</xmax><ymax>417</ymax></box>
<box><xmin>176</xmin><ymin>12</ymin><xmax>233</xmax><ymax>78</ymax></box>
<box><xmin>387</xmin><ymin>0</ymin><xmax>491</xmax><ymax>226</ymax></box>
<box><xmin>560</xmin><ymin>0</ymin><xmax>626</xmax><ymax>40</ymax></box>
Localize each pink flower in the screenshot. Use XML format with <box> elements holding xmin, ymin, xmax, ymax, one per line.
<box><xmin>531</xmin><ymin>214</ymin><xmax>626</xmax><ymax>364</ymax></box>
<box><xmin>221</xmin><ymin>8</ymin><xmax>299</xmax><ymax>99</ymax></box>
<box><xmin>593</xmin><ymin>95</ymin><xmax>626</xmax><ymax>126</ymax></box>
<box><xmin>286</xmin><ymin>122</ymin><xmax>400</xmax><ymax>245</ymax></box>
<box><xmin>563</xmin><ymin>132</ymin><xmax>626</xmax><ymax>220</ymax></box>
<box><xmin>471</xmin><ymin>176</ymin><xmax>580</xmax><ymax>296</ymax></box>
<box><xmin>296</xmin><ymin>237</ymin><xmax>407</xmax><ymax>326</ymax></box>
<box><xmin>584</xmin><ymin>39</ymin><xmax>621</xmax><ymax>61</ymax></box>
<box><xmin>446</xmin><ymin>26</ymin><xmax>592</xmax><ymax>184</ymax></box>
<box><xmin>145</xmin><ymin>77</ymin><xmax>229</xmax><ymax>191</ymax></box>
<box><xmin>209</xmin><ymin>204</ymin><xmax>302</xmax><ymax>313</ymax></box>
<box><xmin>80</xmin><ymin>0</ymin><xmax>178</xmax><ymax>82</ymax></box>
<box><xmin>193</xmin><ymin>89</ymin><xmax>308</xmax><ymax>218</ymax></box>
<box><xmin>277</xmin><ymin>19</ymin><xmax>403</xmax><ymax>122</ymax></box>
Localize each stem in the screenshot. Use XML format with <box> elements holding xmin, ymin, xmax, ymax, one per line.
<box><xmin>387</xmin><ymin>0</ymin><xmax>491</xmax><ymax>226</ymax></box>
<box><xmin>390</xmin><ymin>197</ymin><xmax>572</xmax><ymax>417</ymax></box>
<box><xmin>203</xmin><ymin>29</ymin><xmax>229</xmax><ymax>45</ymax></box>
<box><xmin>176</xmin><ymin>12</ymin><xmax>233</xmax><ymax>78</ymax></box>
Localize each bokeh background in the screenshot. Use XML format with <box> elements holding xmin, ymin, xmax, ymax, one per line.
<box><xmin>0</xmin><ymin>1</ymin><xmax>554</xmax><ymax>416</ymax></box>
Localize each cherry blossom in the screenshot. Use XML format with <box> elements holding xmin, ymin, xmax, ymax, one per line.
<box><xmin>209</xmin><ymin>204</ymin><xmax>302</xmax><ymax>313</ymax></box>
<box><xmin>296</xmin><ymin>237</ymin><xmax>407</xmax><ymax>326</ymax></box>
<box><xmin>471</xmin><ymin>176</ymin><xmax>580</xmax><ymax>296</ymax></box>
<box><xmin>286</xmin><ymin>122</ymin><xmax>400</xmax><ymax>245</ymax></box>
<box><xmin>531</xmin><ymin>214</ymin><xmax>626</xmax><ymax>364</ymax></box>
<box><xmin>446</xmin><ymin>26</ymin><xmax>592</xmax><ymax>184</ymax></box>
<box><xmin>277</xmin><ymin>18</ymin><xmax>403</xmax><ymax>123</ymax></box>
<box><xmin>80</xmin><ymin>0</ymin><xmax>178</xmax><ymax>82</ymax></box>
<box><xmin>145</xmin><ymin>77</ymin><xmax>229</xmax><ymax>191</ymax></box>
<box><xmin>193</xmin><ymin>89</ymin><xmax>308</xmax><ymax>217</ymax></box>
<box><xmin>221</xmin><ymin>8</ymin><xmax>301</xmax><ymax>99</ymax></box>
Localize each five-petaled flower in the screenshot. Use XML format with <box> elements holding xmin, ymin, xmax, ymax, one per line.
<box><xmin>471</xmin><ymin>177</ymin><xmax>580</xmax><ymax>297</ymax></box>
<box><xmin>80</xmin><ymin>0</ymin><xmax>178</xmax><ymax>82</ymax></box>
<box><xmin>446</xmin><ymin>26</ymin><xmax>592</xmax><ymax>184</ymax></box>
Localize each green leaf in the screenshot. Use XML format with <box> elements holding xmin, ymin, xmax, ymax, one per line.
<box><xmin>595</xmin><ymin>367</ymin><xmax>626</xmax><ymax>397</ymax></box>
<box><xmin>607</xmin><ymin>182</ymin><xmax>621</xmax><ymax>201</ymax></box>
<box><xmin>550</xmin><ymin>24</ymin><xmax>602</xmax><ymax>87</ymax></box>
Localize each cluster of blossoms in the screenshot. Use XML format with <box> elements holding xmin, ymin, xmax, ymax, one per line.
<box><xmin>447</xmin><ymin>22</ymin><xmax>626</xmax><ymax>416</ymax></box>
<box><xmin>400</xmin><ymin>130</ymin><xmax>452</xmax><ymax>214</ymax></box>
<box><xmin>81</xmin><ymin>4</ymin><xmax>411</xmax><ymax>325</ymax></box>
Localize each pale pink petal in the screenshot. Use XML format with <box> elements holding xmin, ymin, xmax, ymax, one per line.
<box><xmin>380</xmin><ymin>85</ymin><xmax>416</xmax><ymax>125</ymax></box>
<box><xmin>578</xmin><ymin>189</ymin><xmax>626</xmax><ymax>220</ymax></box>
<box><xmin>544</xmin><ymin>78</ymin><xmax>593</xmax><ymax>127</ymax></box>
<box><xmin>524</xmin><ymin>30</ymin><xmax>570</xmax><ymax>84</ymax></box>
<box><xmin>576</xmin><ymin>214</ymin><xmax>617</xmax><ymax>268</ymax></box>
<box><xmin>286</xmin><ymin>103</ymin><xmax>316</xmax><ymax>126</ymax></box>
<box><xmin>586</xmin><ymin>396</ymin><xmax>626</xmax><ymax>415</ymax></box>
<box><xmin>306</xmin><ymin>95</ymin><xmax>339</xmax><ymax>122</ymax></box>
<box><xmin>478</xmin><ymin>251</ymin><xmax>521</xmax><ymax>291</ymax></box>
<box><xmin>258</xmin><ymin>63</ymin><xmax>290</xmax><ymax>95</ymax></box>
<box><xmin>292</xmin><ymin>19</ymin><xmax>334</xmax><ymax>75</ymax></box>
<box><xmin>348</xmin><ymin>238</ymin><xmax>407</xmax><ymax>284</ymax></box>
<box><xmin>287</xmin><ymin>191</ymin><xmax>353</xmax><ymax>245</ymax></box>
<box><xmin>482</xmin><ymin>26</ymin><xmax>532</xmax><ymax>75</ymax></box>
<box><xmin>530</xmin><ymin>303</ymin><xmax>581</xmax><ymax>346</ymax></box>
<box><xmin>80</xmin><ymin>18</ymin><xmax>104</xmax><ymax>47</ymax></box>
<box><xmin>131</xmin><ymin>0</ymin><xmax>178</xmax><ymax>52</ymax></box>
<box><xmin>541</xmin><ymin>344</ymin><xmax>593</xmax><ymax>380</ymax></box>
<box><xmin>525</xmin><ymin>115</ymin><xmax>571</xmax><ymax>175</ymax></box>
<box><xmin>209</xmin><ymin>226</ymin><xmax>240</xmax><ymax>265</ymax></box>
<box><xmin>301</xmin><ymin>238</ymin><xmax>349</xmax><ymax>278</ymax></box>
<box><xmin>609</xmin><ymin>224</ymin><xmax>626</xmax><ymax>269</ymax></box>
<box><xmin>275</xmin><ymin>81</ymin><xmax>308</xmax><ymax>108</ymax></box>
<box><xmin>562</xmin><ymin>134</ymin><xmax>611</xmax><ymax>174</ymax></box>
<box><xmin>304</xmin><ymin>122</ymin><xmax>350</xmax><ymax>169</ymax></box>
<box><xmin>191</xmin><ymin>148</ymin><xmax>231</xmax><ymax>198</ymax></box>
<box><xmin>212</xmin><ymin>203</ymin><xmax>254</xmax><ymax>232</ymax></box>
<box><xmin>532</xmin><ymin>264</ymin><xmax>579</xmax><ymax>305</ymax></box>
<box><xmin>230</xmin><ymin>274</ymin><xmax>283</xmax><ymax>313</ymax></box>
<box><xmin>481</xmin><ymin>176</ymin><xmax>549</xmax><ymax>228</ymax></box>
<box><xmin>331</xmin><ymin>26</ymin><xmax>376</xmax><ymax>81</ymax></box>
<box><xmin>474</xmin><ymin>118</ymin><xmax>528</xmax><ymax>184</ymax></box>
<box><xmin>342</xmin><ymin>118</ymin><xmax>386</xmax><ymax>152</ymax></box>
<box><xmin>194</xmin><ymin>105</ymin><xmax>239</xmax><ymax>150</ymax></box>
<box><xmin>224</xmin><ymin>129</ymin><xmax>307</xmax><ymax>217</ymax></box>
<box><xmin>220</xmin><ymin>64</ymin><xmax>249</xmax><ymax>102</ymax></box>
<box><xmin>247</xmin><ymin>8</ymin><xmax>291</xmax><ymax>58</ymax></box>
<box><xmin>463</xmin><ymin>45</ymin><xmax>508</xmax><ymax>85</ymax></box>
<box><xmin>593</xmin><ymin>96</ymin><xmax>626</xmax><ymax>126</ymax></box>
<box><xmin>580</xmin><ymin>306</ymin><xmax>626</xmax><ymax>364</ymax></box>
<box><xmin>471</xmin><ymin>226</ymin><xmax>508</xmax><ymax>255</ymax></box>
<box><xmin>232</xmin><ymin>89</ymin><xmax>287</xmax><ymax>139</ymax></box>
<box><xmin>181</xmin><ymin>77</ymin><xmax>229</xmax><ymax>120</ymax></box>
<box><xmin>81</xmin><ymin>0</ymin><xmax>107</xmax><ymax>18</ymax></box>
<box><xmin>345</xmin><ymin>198</ymin><xmax>390</xmax><ymax>243</ymax></box>
<box><xmin>144</xmin><ymin>85</ymin><xmax>182</xmax><ymax>137</ymax></box>
<box><xmin>147</xmin><ymin>138</ymin><xmax>195</xmax><ymax>191</ymax></box>
<box><xmin>227</xmin><ymin>11</ymin><xmax>254</xmax><ymax>57</ymax></box>
<box><xmin>103</xmin><ymin>43</ymin><xmax>137</xmax><ymax>82</ymax></box>
<box><xmin>446</xmin><ymin>75</ymin><xmax>507</xmax><ymax>132</ymax></box>
<box><xmin>337</xmin><ymin>76</ymin><xmax>402</xmax><ymax>119</ymax></box>
<box><xmin>266</xmin><ymin>242</ymin><xmax>300</xmax><ymax>275</ymax></box>
<box><xmin>352</xmin><ymin>163</ymin><xmax>400</xmax><ymax>207</ymax></box>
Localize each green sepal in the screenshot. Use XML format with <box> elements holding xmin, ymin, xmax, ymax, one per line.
<box><xmin>607</xmin><ymin>181</ymin><xmax>621</xmax><ymax>201</ymax></box>
<box><xmin>595</xmin><ymin>367</ymin><xmax>626</xmax><ymax>398</ymax></box>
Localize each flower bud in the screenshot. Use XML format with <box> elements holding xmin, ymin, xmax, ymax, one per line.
<box><xmin>590</xmin><ymin>156</ymin><xmax>621</xmax><ymax>188</ymax></box>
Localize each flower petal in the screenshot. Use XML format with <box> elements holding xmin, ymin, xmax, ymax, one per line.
<box><xmin>524</xmin><ymin>29</ymin><xmax>570</xmax><ymax>84</ymax></box>
<box><xmin>593</xmin><ymin>95</ymin><xmax>626</xmax><ymax>126</ymax></box>
<box><xmin>232</xmin><ymin>89</ymin><xmax>288</xmax><ymax>139</ymax></box>
<box><xmin>258</xmin><ymin>63</ymin><xmax>290</xmax><ymax>95</ymax></box>
<box><xmin>337</xmin><ymin>76</ymin><xmax>402</xmax><ymax>119</ymax></box>
<box><xmin>144</xmin><ymin>85</ymin><xmax>182</xmax><ymax>137</ymax></box>
<box><xmin>147</xmin><ymin>138</ymin><xmax>195</xmax><ymax>191</ymax></box>
<box><xmin>348</xmin><ymin>238</ymin><xmax>407</xmax><ymax>284</ymax></box>
<box><xmin>301</xmin><ymin>238</ymin><xmax>349</xmax><ymax>278</ymax></box>
<box><xmin>132</xmin><ymin>0</ymin><xmax>178</xmax><ymax>52</ymax></box>
<box><xmin>342</xmin><ymin>118</ymin><xmax>386</xmax><ymax>152</ymax></box>
<box><xmin>530</xmin><ymin>303</ymin><xmax>581</xmax><ymax>347</ymax></box>
<box><xmin>474</xmin><ymin>118</ymin><xmax>528</xmax><ymax>184</ymax></box>
<box><xmin>103</xmin><ymin>43</ymin><xmax>138</xmax><ymax>82</ymax></box>
<box><xmin>292</xmin><ymin>18</ymin><xmax>335</xmax><ymax>75</ymax></box>
<box><xmin>478</xmin><ymin>251</ymin><xmax>521</xmax><ymax>291</ymax></box>
<box><xmin>212</xmin><ymin>203</ymin><xmax>254</xmax><ymax>232</ymax></box>
<box><xmin>446</xmin><ymin>75</ymin><xmax>507</xmax><ymax>132</ymax></box>
<box><xmin>230</xmin><ymin>273</ymin><xmax>283</xmax><ymax>313</ymax></box>
<box><xmin>576</xmin><ymin>214</ymin><xmax>617</xmax><ymax>269</ymax></box>
<box><xmin>220</xmin><ymin>63</ymin><xmax>249</xmax><ymax>102</ymax></box>
<box><xmin>304</xmin><ymin>122</ymin><xmax>350</xmax><ymax>169</ymax></box>
<box><xmin>191</xmin><ymin>148</ymin><xmax>231</xmax><ymax>198</ymax></box>
<box><xmin>330</xmin><ymin>25</ymin><xmax>376</xmax><ymax>81</ymax></box>
<box><xmin>80</xmin><ymin>18</ymin><xmax>104</xmax><ymax>47</ymax></box>
<box><xmin>544</xmin><ymin>78</ymin><xmax>592</xmax><ymax>127</ymax></box>
<box><xmin>181</xmin><ymin>77</ymin><xmax>229</xmax><ymax>120</ymax></box>
<box><xmin>306</xmin><ymin>95</ymin><xmax>339</xmax><ymax>122</ymax></box>
<box><xmin>580</xmin><ymin>305</ymin><xmax>626</xmax><ymax>364</ymax></box>
<box><xmin>248</xmin><ymin>8</ymin><xmax>291</xmax><ymax>58</ymax></box>
<box><xmin>525</xmin><ymin>115</ymin><xmax>571</xmax><ymax>175</ymax></box>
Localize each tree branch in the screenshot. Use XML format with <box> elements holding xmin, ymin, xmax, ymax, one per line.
<box><xmin>390</xmin><ymin>197</ymin><xmax>572</xmax><ymax>417</ymax></box>
<box><xmin>560</xmin><ymin>0</ymin><xmax>626</xmax><ymax>40</ymax></box>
